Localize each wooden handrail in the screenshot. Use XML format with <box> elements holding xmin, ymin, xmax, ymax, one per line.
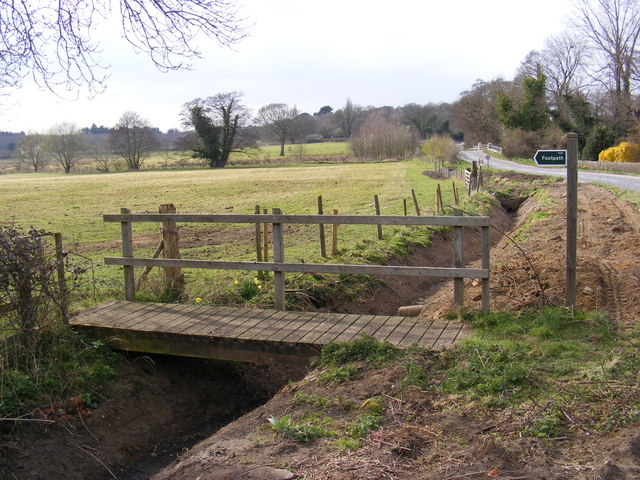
<box><xmin>104</xmin><ymin>211</ymin><xmax>491</xmax><ymax>313</ymax></box>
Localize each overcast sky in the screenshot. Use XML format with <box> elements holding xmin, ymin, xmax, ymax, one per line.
<box><xmin>0</xmin><ymin>0</ymin><xmax>574</xmax><ymax>133</ymax></box>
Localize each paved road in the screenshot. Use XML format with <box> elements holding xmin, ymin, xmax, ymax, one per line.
<box><xmin>461</xmin><ymin>150</ymin><xmax>640</xmax><ymax>193</ymax></box>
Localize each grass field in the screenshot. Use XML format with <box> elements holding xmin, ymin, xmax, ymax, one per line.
<box><xmin>0</xmin><ymin>159</ymin><xmax>466</xmax><ymax>308</ymax></box>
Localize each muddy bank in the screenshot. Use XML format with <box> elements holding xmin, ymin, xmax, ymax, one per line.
<box><xmin>0</xmin><ymin>354</ymin><xmax>308</xmax><ymax>480</ymax></box>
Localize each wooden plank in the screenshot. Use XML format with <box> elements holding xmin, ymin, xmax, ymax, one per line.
<box><xmin>297</xmin><ymin>313</ymin><xmax>349</xmax><ymax>345</ymax></box>
<box><xmin>214</xmin><ymin>309</ymin><xmax>280</xmax><ymax>338</ymax></box>
<box><xmin>76</xmin><ymin>302</ymin><xmax>155</xmax><ymax>328</ymax></box>
<box><xmin>312</xmin><ymin>313</ymin><xmax>363</xmax><ymax>345</ymax></box>
<box><xmin>369</xmin><ymin>315</ymin><xmax>406</xmax><ymax>343</ymax></box>
<box><xmin>237</xmin><ymin>310</ymin><xmax>294</xmax><ymax>341</ymax></box>
<box><xmin>124</xmin><ymin>303</ymin><xmax>182</xmax><ymax>331</ymax></box>
<box><xmin>354</xmin><ymin>314</ymin><xmax>391</xmax><ymax>339</ymax></box>
<box><xmin>421</xmin><ymin>319</ymin><xmax>451</xmax><ymax>348</ymax></box>
<box><xmin>159</xmin><ymin>305</ymin><xmax>210</xmax><ymax>333</ymax></box>
<box><xmin>266</xmin><ymin>312</ymin><xmax>321</xmax><ymax>343</ymax></box>
<box><xmin>385</xmin><ymin>317</ymin><xmax>420</xmax><ymax>346</ymax></box>
<box><xmin>176</xmin><ymin>307</ymin><xmax>245</xmax><ymax>336</ymax></box>
<box><xmin>397</xmin><ymin>318</ymin><xmax>436</xmax><ymax>348</ymax></box>
<box><xmin>184</xmin><ymin>307</ymin><xmax>255</xmax><ymax>336</ymax></box>
<box><xmin>104</xmin><ymin>257</ymin><xmax>489</xmax><ymax>279</ymax></box>
<box><xmin>324</xmin><ymin>314</ymin><xmax>374</xmax><ymax>344</ymax></box>
<box><xmin>279</xmin><ymin>312</ymin><xmax>329</xmax><ymax>344</ymax></box>
<box><xmin>103</xmin><ymin>213</ymin><xmax>490</xmax><ymax>227</ymax></box>
<box><xmin>433</xmin><ymin>322</ymin><xmax>468</xmax><ymax>349</ymax></box>
<box><xmin>70</xmin><ymin>300</ymin><xmax>124</xmax><ymax>324</ymax></box>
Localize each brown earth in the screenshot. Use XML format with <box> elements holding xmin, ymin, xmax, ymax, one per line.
<box><xmin>2</xmin><ymin>171</ymin><xmax>640</xmax><ymax>479</ymax></box>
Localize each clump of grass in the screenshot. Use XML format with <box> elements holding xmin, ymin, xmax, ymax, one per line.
<box><xmin>320</xmin><ymin>335</ymin><xmax>401</xmax><ymax>367</ymax></box>
<box><xmin>0</xmin><ymin>329</ymin><xmax>118</xmax><ymax>417</ymax></box>
<box><xmin>441</xmin><ymin>307</ymin><xmax>618</xmax><ymax>409</ymax></box>
<box><xmin>266</xmin><ymin>413</ymin><xmax>338</xmax><ymax>442</ymax></box>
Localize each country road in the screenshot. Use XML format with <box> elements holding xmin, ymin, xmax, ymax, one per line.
<box><xmin>461</xmin><ymin>149</ymin><xmax>640</xmax><ymax>193</ymax></box>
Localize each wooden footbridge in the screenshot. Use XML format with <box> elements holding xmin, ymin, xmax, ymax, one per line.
<box><xmin>71</xmin><ymin>301</ymin><xmax>470</xmax><ymax>364</ymax></box>
<box><xmin>71</xmin><ymin>208</ymin><xmax>489</xmax><ymax>364</ymax></box>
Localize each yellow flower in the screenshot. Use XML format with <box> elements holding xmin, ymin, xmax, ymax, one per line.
<box><xmin>195</xmin><ymin>297</ymin><xmax>203</xmax><ymax>304</ymax></box>
<box><xmin>257</xmin><ymin>285</ymin><xmax>263</xmax><ymax>290</ymax></box>
<box><xmin>253</xmin><ymin>277</ymin><xmax>260</xmax><ymax>285</ymax></box>
<box><xmin>234</xmin><ymin>280</ymin><xmax>239</xmax><ymax>285</ymax></box>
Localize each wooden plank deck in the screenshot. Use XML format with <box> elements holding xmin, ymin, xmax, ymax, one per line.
<box><xmin>70</xmin><ymin>301</ymin><xmax>470</xmax><ymax>365</ymax></box>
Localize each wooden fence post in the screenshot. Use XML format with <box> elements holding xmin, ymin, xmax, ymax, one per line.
<box><xmin>453</xmin><ymin>210</ymin><xmax>464</xmax><ymax>310</ymax></box>
<box><xmin>262</xmin><ymin>208</ymin><xmax>269</xmax><ymax>262</ymax></box>
<box><xmin>159</xmin><ymin>203</ymin><xmax>185</xmax><ymax>300</ymax></box>
<box><xmin>318</xmin><ymin>196</ymin><xmax>327</xmax><ymax>257</ymax></box>
<box><xmin>272</xmin><ymin>208</ymin><xmax>285</xmax><ymax>311</ymax></box>
<box><xmin>121</xmin><ymin>208</ymin><xmax>135</xmax><ymax>301</ymax></box>
<box><xmin>481</xmin><ymin>224</ymin><xmax>490</xmax><ymax>313</ymax></box>
<box><xmin>411</xmin><ymin>189</ymin><xmax>421</xmax><ymax>216</ymax></box>
<box><xmin>332</xmin><ymin>209</ymin><xmax>339</xmax><ymax>255</ymax></box>
<box><xmin>255</xmin><ymin>205</ymin><xmax>264</xmax><ymax>279</ymax></box>
<box><xmin>374</xmin><ymin>195</ymin><xmax>382</xmax><ymax>240</ymax></box>
<box><xmin>436</xmin><ymin>184</ymin><xmax>443</xmax><ymax>215</ymax></box>
<box><xmin>54</xmin><ymin>232</ymin><xmax>69</xmax><ymax>324</ymax></box>
<box><xmin>403</xmin><ymin>199</ymin><xmax>408</xmax><ymax>216</ymax></box>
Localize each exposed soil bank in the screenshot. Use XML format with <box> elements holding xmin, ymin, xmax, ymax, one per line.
<box><xmin>0</xmin><ymin>354</ymin><xmax>308</xmax><ymax>480</ymax></box>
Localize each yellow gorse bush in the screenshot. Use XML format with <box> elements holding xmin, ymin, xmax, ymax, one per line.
<box><xmin>598</xmin><ymin>142</ymin><xmax>640</xmax><ymax>162</ymax></box>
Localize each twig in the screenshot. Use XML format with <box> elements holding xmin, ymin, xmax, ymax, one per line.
<box><xmin>67</xmin><ymin>441</ymin><xmax>117</xmax><ymax>479</ymax></box>
<box><xmin>0</xmin><ymin>417</ymin><xmax>56</xmax><ymax>424</ymax></box>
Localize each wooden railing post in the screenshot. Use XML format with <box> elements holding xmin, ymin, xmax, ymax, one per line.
<box><xmin>272</xmin><ymin>208</ymin><xmax>286</xmax><ymax>311</ymax></box>
<box><xmin>254</xmin><ymin>205</ymin><xmax>263</xmax><ymax>280</ymax></box>
<box><xmin>374</xmin><ymin>195</ymin><xmax>382</xmax><ymax>240</ymax></box>
<box><xmin>54</xmin><ymin>232</ymin><xmax>69</xmax><ymax>324</ymax></box>
<box><xmin>481</xmin><ymin>225</ymin><xmax>490</xmax><ymax>313</ymax></box>
<box><xmin>121</xmin><ymin>208</ymin><xmax>135</xmax><ymax>301</ymax></box>
<box><xmin>453</xmin><ymin>212</ymin><xmax>464</xmax><ymax>310</ymax></box>
<box><xmin>318</xmin><ymin>196</ymin><xmax>326</xmax><ymax>258</ymax></box>
<box><xmin>160</xmin><ymin>204</ymin><xmax>185</xmax><ymax>300</ymax></box>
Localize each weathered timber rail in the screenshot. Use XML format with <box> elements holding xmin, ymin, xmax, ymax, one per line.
<box><xmin>70</xmin><ymin>301</ymin><xmax>470</xmax><ymax>364</ymax></box>
<box><xmin>103</xmin><ymin>210</ymin><xmax>491</xmax><ymax>312</ymax></box>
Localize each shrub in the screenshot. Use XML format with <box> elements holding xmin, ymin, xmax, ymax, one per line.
<box><xmin>501</xmin><ymin>127</ymin><xmax>564</xmax><ymax>159</ymax></box>
<box><xmin>582</xmin><ymin>124</ymin><xmax>615</xmax><ymax>161</ymax></box>
<box><xmin>350</xmin><ymin>114</ymin><xmax>419</xmax><ymax>161</ymax></box>
<box><xmin>422</xmin><ymin>135</ymin><xmax>461</xmax><ymax>164</ymax></box>
<box><xmin>599</xmin><ymin>142</ymin><xmax>640</xmax><ymax>162</ymax></box>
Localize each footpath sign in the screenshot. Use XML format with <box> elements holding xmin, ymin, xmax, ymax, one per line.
<box><xmin>534</xmin><ymin>150</ymin><xmax>567</xmax><ymax>166</ymax></box>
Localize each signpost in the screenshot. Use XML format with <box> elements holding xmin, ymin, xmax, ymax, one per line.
<box><xmin>532</xmin><ymin>143</ymin><xmax>577</xmax><ymax>306</ymax></box>
<box><xmin>534</xmin><ymin>149</ymin><xmax>567</xmax><ymax>166</ymax></box>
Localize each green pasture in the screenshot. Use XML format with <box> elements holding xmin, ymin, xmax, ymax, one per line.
<box><xmin>142</xmin><ymin>141</ymin><xmax>351</xmax><ymax>169</ymax></box>
<box><xmin>0</xmin><ymin>160</ymin><xmax>464</xmax><ymax>308</ymax></box>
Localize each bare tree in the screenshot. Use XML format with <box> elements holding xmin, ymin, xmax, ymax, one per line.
<box><xmin>16</xmin><ymin>133</ymin><xmax>47</xmax><ymax>172</ymax></box>
<box><xmin>109</xmin><ymin>112</ymin><xmax>160</xmax><ymax>170</ymax></box>
<box><xmin>451</xmin><ymin>78</ymin><xmax>509</xmax><ymax>146</ymax></box>
<box><xmin>256</xmin><ymin>103</ymin><xmax>299</xmax><ymax>156</ymax></box>
<box><xmin>0</xmin><ymin>0</ymin><xmax>248</xmax><ymax>95</ymax></box>
<box><xmin>333</xmin><ymin>98</ymin><xmax>363</xmax><ymax>138</ymax></box>
<box><xmin>44</xmin><ymin>123</ymin><xmax>86</xmax><ymax>173</ymax></box>
<box><xmin>542</xmin><ymin>33</ymin><xmax>589</xmax><ymax>102</ymax></box>
<box><xmin>349</xmin><ymin>113</ymin><xmax>419</xmax><ymax>161</ymax></box>
<box><xmin>573</xmin><ymin>0</ymin><xmax>640</xmax><ymax>133</ymax></box>
<box><xmin>402</xmin><ymin>103</ymin><xmax>440</xmax><ymax>140</ymax></box>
